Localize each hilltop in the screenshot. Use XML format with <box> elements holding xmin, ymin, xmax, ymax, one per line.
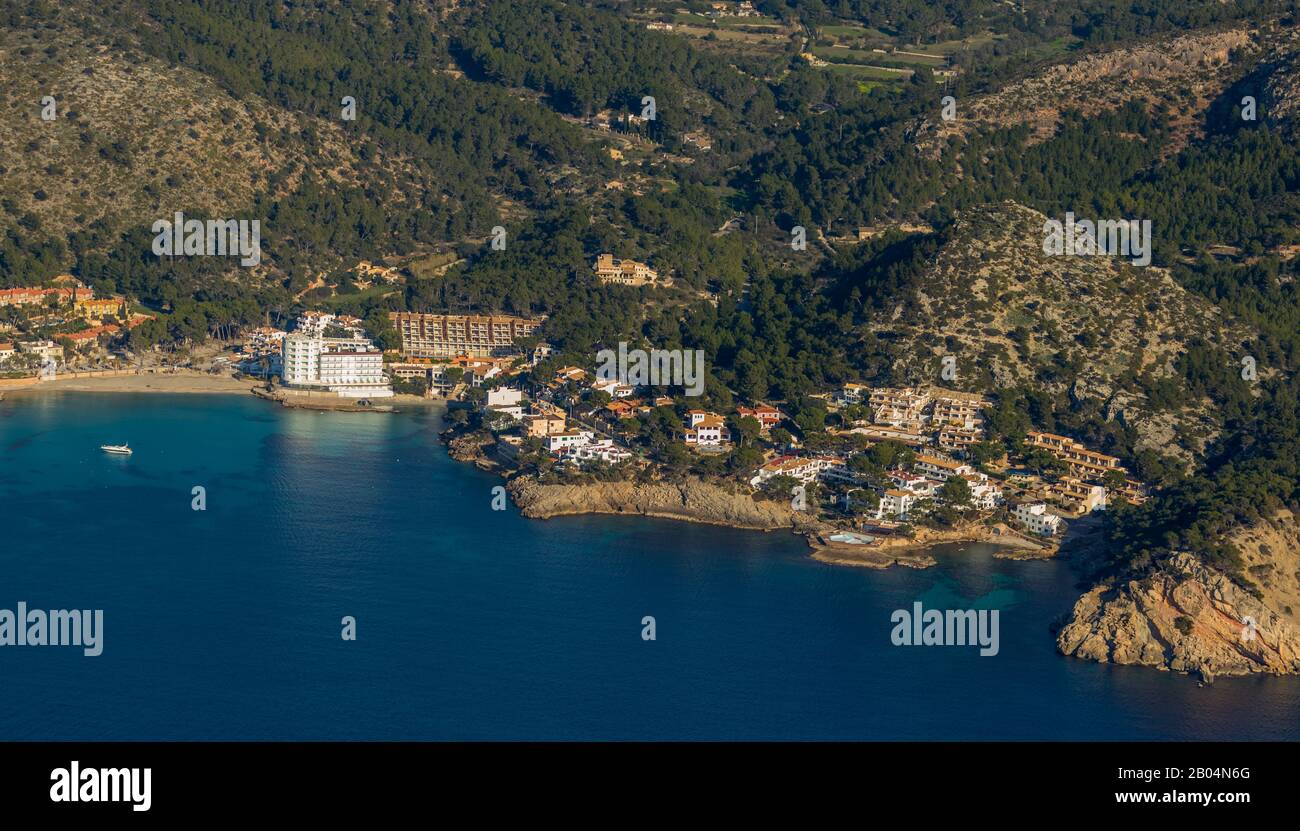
<box><xmin>912</xmin><ymin>27</ymin><xmax>1256</xmax><ymax>157</ymax></box>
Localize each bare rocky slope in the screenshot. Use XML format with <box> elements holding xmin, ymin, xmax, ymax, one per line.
<box><xmin>1261</xmin><ymin>29</ymin><xmax>1300</xmax><ymax>126</ymax></box>
<box><xmin>0</xmin><ymin>11</ymin><xmax>435</xmax><ymax>263</ymax></box>
<box><xmin>871</xmin><ymin>201</ymin><xmax>1254</xmax><ymax>462</ymax></box>
<box><xmin>913</xmin><ymin>27</ymin><xmax>1256</xmax><ymax>157</ymax></box>
<box><xmin>1058</xmin><ymin>512</ymin><xmax>1300</xmax><ymax>680</ymax></box>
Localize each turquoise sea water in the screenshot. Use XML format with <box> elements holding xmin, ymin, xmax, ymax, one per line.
<box><xmin>1</xmin><ymin>392</ymin><xmax>1298</xmax><ymax>740</ymax></box>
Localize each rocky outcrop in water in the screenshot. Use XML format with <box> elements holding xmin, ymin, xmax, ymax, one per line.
<box><xmin>446</xmin><ymin>430</ymin><xmax>495</xmax><ymax>463</ymax></box>
<box><xmin>1057</xmin><ymin>550</ymin><xmax>1300</xmax><ymax>680</ymax></box>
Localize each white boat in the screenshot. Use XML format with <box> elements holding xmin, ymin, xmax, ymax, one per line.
<box><xmin>100</xmin><ymin>444</ymin><xmax>132</xmax><ymax>455</ymax></box>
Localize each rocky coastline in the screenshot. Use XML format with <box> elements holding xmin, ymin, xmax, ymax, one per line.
<box><xmin>505</xmin><ymin>473</ymin><xmax>828</xmax><ymax>533</ymax></box>
<box><xmin>1057</xmin><ymin>513</ymin><xmax>1300</xmax><ymax>680</ymax></box>
<box><xmin>439</xmin><ymin>422</ymin><xmax>1300</xmax><ymax>679</ymax></box>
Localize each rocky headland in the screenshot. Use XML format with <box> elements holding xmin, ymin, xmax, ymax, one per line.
<box><xmin>1057</xmin><ymin>512</ymin><xmax>1300</xmax><ymax>680</ymax></box>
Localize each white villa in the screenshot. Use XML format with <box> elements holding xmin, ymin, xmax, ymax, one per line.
<box><xmin>1011</xmin><ymin>502</ymin><xmax>1062</xmax><ymax>536</ymax></box>
<box><xmin>544</xmin><ymin>430</ymin><xmax>595</xmax><ymax>453</ymax></box>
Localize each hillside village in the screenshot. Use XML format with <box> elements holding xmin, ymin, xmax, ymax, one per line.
<box><xmin>2</xmin><ymin>256</ymin><xmax>1152</xmax><ymax>547</ymax></box>
<box><xmin>433</xmin><ymin>344</ymin><xmax>1151</xmax><ymax>544</ymax></box>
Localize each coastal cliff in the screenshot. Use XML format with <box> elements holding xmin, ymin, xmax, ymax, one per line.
<box><xmin>1057</xmin><ymin>513</ymin><xmax>1300</xmax><ymax>679</ymax></box>
<box><xmin>506</xmin><ymin>475</ymin><xmax>826</xmax><ymax>532</ymax></box>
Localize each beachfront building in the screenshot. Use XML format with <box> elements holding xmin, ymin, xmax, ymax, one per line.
<box><xmin>389</xmin><ymin>312</ymin><xmax>544</xmax><ymax>358</ymax></box>
<box><xmin>1011</xmin><ymin>502</ymin><xmax>1062</xmax><ymax>536</ymax></box>
<box><xmin>63</xmin><ymin>325</ymin><xmax>120</xmax><ymax>347</ymax></box>
<box><xmin>486</xmin><ymin>404</ymin><xmax>524</xmax><ymax>423</ymax></box>
<box><xmin>17</xmin><ymin>340</ymin><xmax>63</xmax><ymax>361</ymax></box>
<box><xmin>486</xmin><ymin>387</ymin><xmax>524</xmax><ymax>408</ymax></box>
<box><xmin>282</xmin><ymin>333</ymin><xmax>392</xmax><ymax>398</ymax></box>
<box><xmin>877</xmin><ymin>489</ymin><xmax>917</xmax><ymax>519</ymax></box>
<box><xmin>483</xmin><ymin>387</ymin><xmax>526</xmax><ymax>423</ymax></box>
<box><xmin>751</xmin><ymin>455</ymin><xmax>818</xmax><ymax>488</ymax></box>
<box><xmin>238</xmin><ymin>327</ymin><xmax>287</xmax><ymax>377</ymax></box>
<box><xmin>388</xmin><ymin>359</ymin><xmax>458</xmax><ymax>395</ymax></box>
<box><xmin>593</xmin><ymin>254</ymin><xmax>658</xmax><ymax>286</ymax></box>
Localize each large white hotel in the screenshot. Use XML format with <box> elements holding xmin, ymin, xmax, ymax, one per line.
<box><xmin>282</xmin><ymin>333</ymin><xmax>393</xmax><ymax>398</ymax></box>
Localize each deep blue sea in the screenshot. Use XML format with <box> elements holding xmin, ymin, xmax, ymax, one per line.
<box><xmin>1</xmin><ymin>392</ymin><xmax>1298</xmax><ymax>740</ymax></box>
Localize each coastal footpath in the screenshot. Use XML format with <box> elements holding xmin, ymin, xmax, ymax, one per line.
<box><xmin>1058</xmin><ymin>513</ymin><xmax>1300</xmax><ymax>680</ymax></box>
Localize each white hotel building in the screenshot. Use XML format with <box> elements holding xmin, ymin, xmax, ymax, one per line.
<box><xmin>282</xmin><ymin>334</ymin><xmax>393</xmax><ymax>398</ymax></box>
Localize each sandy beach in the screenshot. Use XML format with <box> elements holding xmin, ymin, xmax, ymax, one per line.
<box><xmin>2</xmin><ymin>371</ymin><xmax>257</xmax><ymax>396</ymax></box>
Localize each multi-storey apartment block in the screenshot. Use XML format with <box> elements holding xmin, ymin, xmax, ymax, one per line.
<box><xmin>389</xmin><ymin>312</ymin><xmax>544</xmax><ymax>358</ymax></box>
<box><xmin>913</xmin><ymin>455</ymin><xmax>974</xmax><ymax>481</ymax></box>
<box><xmin>937</xmin><ymin>426</ymin><xmax>983</xmax><ymax>454</ymax></box>
<box><xmin>930</xmin><ymin>388</ymin><xmax>991</xmax><ymax>429</ymax></box>
<box><xmin>1025</xmin><ymin>431</ymin><xmax>1125</xmax><ymax>481</ymax></box>
<box><xmin>869</xmin><ymin>387</ymin><xmax>931</xmax><ymax>429</ymax></box>
<box><xmin>877</xmin><ymin>489</ymin><xmax>917</xmax><ymax>519</ymax></box>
